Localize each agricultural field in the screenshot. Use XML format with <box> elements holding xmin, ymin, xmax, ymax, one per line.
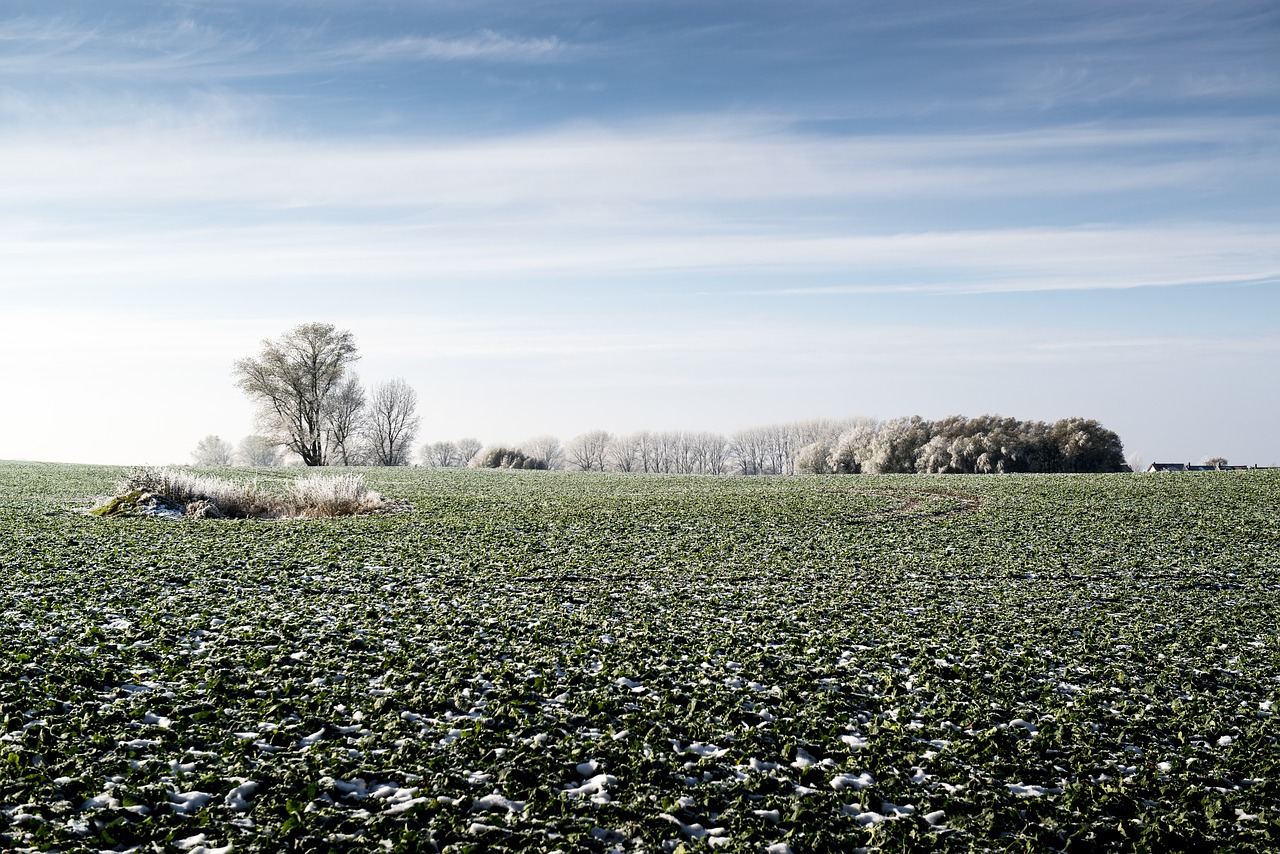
<box><xmin>1</xmin><ymin>461</ymin><xmax>1278</xmax><ymax>852</ymax></box>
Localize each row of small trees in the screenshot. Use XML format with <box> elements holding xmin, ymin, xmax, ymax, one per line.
<box><xmin>419</xmin><ymin>415</ymin><xmax>1125</xmax><ymax>475</ymax></box>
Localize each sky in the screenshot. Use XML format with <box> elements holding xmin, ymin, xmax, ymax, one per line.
<box><xmin>1</xmin><ymin>0</ymin><xmax>1278</xmax><ymax>466</ymax></box>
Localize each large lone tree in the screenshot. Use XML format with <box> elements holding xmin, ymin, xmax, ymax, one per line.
<box><xmin>233</xmin><ymin>323</ymin><xmax>360</xmax><ymax>466</ymax></box>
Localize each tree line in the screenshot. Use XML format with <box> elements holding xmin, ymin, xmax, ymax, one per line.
<box><xmin>420</xmin><ymin>414</ymin><xmax>1125</xmax><ymax>475</ymax></box>
<box><xmin>201</xmin><ymin>323</ymin><xmax>1125</xmax><ymax>475</ymax></box>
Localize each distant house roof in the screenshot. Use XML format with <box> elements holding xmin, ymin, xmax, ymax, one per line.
<box><xmin>1146</xmin><ymin>462</ymin><xmax>1252</xmax><ymax>472</ymax></box>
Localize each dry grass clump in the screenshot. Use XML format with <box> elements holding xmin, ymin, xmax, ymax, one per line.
<box><xmin>117</xmin><ymin>468</ymin><xmax>270</xmax><ymax>518</ymax></box>
<box><xmin>91</xmin><ymin>468</ymin><xmax>389</xmax><ymax>519</ymax></box>
<box><xmin>286</xmin><ymin>473</ymin><xmax>385</xmax><ymax>518</ymax></box>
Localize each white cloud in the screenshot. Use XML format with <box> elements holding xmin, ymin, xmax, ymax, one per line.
<box><xmin>3</xmin><ymin>115</ymin><xmax>1272</xmax><ymax>210</ymax></box>
<box><xmin>2</xmin><ymin>110</ymin><xmax>1275</xmax><ymax>302</ymax></box>
<box><xmin>330</xmin><ymin>31</ymin><xmax>569</xmax><ymax>63</ymax></box>
<box><xmin>0</xmin><ymin>16</ymin><xmax>569</xmax><ymax>78</ymax></box>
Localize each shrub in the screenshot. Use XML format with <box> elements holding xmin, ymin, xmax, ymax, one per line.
<box><xmin>795</xmin><ymin>442</ymin><xmax>833</xmax><ymax>474</ymax></box>
<box><xmin>91</xmin><ymin>468</ymin><xmax>387</xmax><ymax>519</ymax></box>
<box><xmin>468</xmin><ymin>446</ymin><xmax>548</xmax><ymax>470</ymax></box>
<box><xmin>287</xmin><ymin>473</ymin><xmax>384</xmax><ymax>518</ymax></box>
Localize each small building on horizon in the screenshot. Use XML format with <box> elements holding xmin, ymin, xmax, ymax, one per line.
<box><xmin>1146</xmin><ymin>462</ymin><xmax>1254</xmax><ymax>472</ymax></box>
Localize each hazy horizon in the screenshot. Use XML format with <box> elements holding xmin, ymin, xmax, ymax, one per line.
<box><xmin>3</xmin><ymin>1</ymin><xmax>1277</xmax><ymax>467</ymax></box>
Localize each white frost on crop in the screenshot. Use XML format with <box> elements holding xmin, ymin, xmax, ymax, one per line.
<box><xmin>325</xmin><ymin>777</ymin><xmax>369</xmax><ymax>799</ymax></box>
<box><xmin>168</xmin><ymin>790</ymin><xmax>215</xmax><ymax>813</ymax></box>
<box><xmin>660</xmin><ymin>813</ymin><xmax>728</xmax><ymax>843</ymax></box>
<box><xmin>746</xmin><ymin>758</ymin><xmax>782</xmax><ymax>771</ymax></box>
<box><xmin>436</xmin><ymin>729</ymin><xmax>464</xmax><ymax>748</ymax></box>
<box><xmin>1007</xmin><ymin>718</ymin><xmax>1039</xmax><ymax>735</ymax></box>
<box><xmin>791</xmin><ymin>748</ymin><xmax>818</xmax><ymax>768</ymax></box>
<box><xmin>673</xmin><ymin>741</ymin><xmax>728</xmax><ymax>758</ymax></box>
<box><xmin>173</xmin><ymin>834</ymin><xmax>233</xmax><ymax>853</ymax></box>
<box><xmin>563</xmin><ymin>773</ymin><xmax>618</xmax><ymax>804</ymax></box>
<box><xmin>1217</xmin><ymin>735</ymin><xmax>1234</xmax><ymax>746</ymax></box>
<box><xmin>830</xmin><ymin>772</ymin><xmax>874</xmax><ymax>791</ymax></box>
<box><xmin>472</xmin><ymin>793</ymin><xmax>527</xmax><ymax>813</ymax></box>
<box><xmin>842</xmin><ymin>800</ymin><xmax>914</xmax><ymax>827</ymax></box>
<box><xmin>81</xmin><ymin>793</ymin><xmax>122</xmax><ymax>810</ymax></box>
<box><xmin>298</xmin><ymin>727</ymin><xmax>326</xmax><ymax>746</ymax></box>
<box><xmin>224</xmin><ymin>781</ymin><xmax>258</xmax><ymax>812</ymax></box>
<box><xmin>1006</xmin><ymin>783</ymin><xmax>1050</xmax><ymax>796</ymax></box>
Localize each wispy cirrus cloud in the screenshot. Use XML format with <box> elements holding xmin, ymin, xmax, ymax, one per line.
<box><xmin>0</xmin><ymin>15</ymin><xmax>571</xmax><ymax>78</ymax></box>
<box><xmin>1</xmin><ymin>110</ymin><xmax>1273</xmax><ymax>208</ymax></box>
<box><xmin>328</xmin><ymin>30</ymin><xmax>570</xmax><ymax>63</ymax></box>
<box><xmin>0</xmin><ymin>107</ymin><xmax>1276</xmax><ymax>297</ymax></box>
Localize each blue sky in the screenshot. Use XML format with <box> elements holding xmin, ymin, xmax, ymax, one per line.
<box><xmin>2</xmin><ymin>0</ymin><xmax>1277</xmax><ymax>465</ymax></box>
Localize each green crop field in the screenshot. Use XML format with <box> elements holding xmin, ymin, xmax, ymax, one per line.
<box><xmin>1</xmin><ymin>461</ymin><xmax>1278</xmax><ymax>852</ymax></box>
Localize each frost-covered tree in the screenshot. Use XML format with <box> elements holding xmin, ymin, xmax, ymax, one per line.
<box><xmin>565</xmin><ymin>430</ymin><xmax>612</xmax><ymax>472</ymax></box>
<box><xmin>832</xmin><ymin>421</ymin><xmax>879</xmax><ymax>474</ymax></box>
<box><xmin>236</xmin><ymin>435</ymin><xmax>282</xmax><ymax>467</ymax></box>
<box><xmin>1049</xmin><ymin>417</ymin><xmax>1125</xmax><ymax>473</ymax></box>
<box><xmin>608</xmin><ymin>433</ymin><xmax>641</xmax><ymax>472</ymax></box>
<box><xmin>862</xmin><ymin>416</ymin><xmax>931</xmax><ymax>473</ymax></box>
<box><xmin>192</xmin><ymin>435</ymin><xmax>234</xmax><ymax>466</ymax></box>
<box><xmin>455</xmin><ymin>437</ymin><xmax>482</xmax><ymax>466</ymax></box>
<box><xmin>420</xmin><ymin>440</ymin><xmax>459</xmax><ymax>467</ymax></box>
<box><xmin>324</xmin><ymin>374</ymin><xmax>367</xmax><ymax>466</ymax></box>
<box><xmin>233</xmin><ymin>323</ymin><xmax>360</xmax><ymax>466</ymax></box>
<box><xmin>522</xmin><ymin>435</ymin><xmax>564</xmax><ymax>470</ymax></box>
<box><xmin>730</xmin><ymin>426</ymin><xmax>771</xmax><ymax>475</ymax></box>
<box><xmin>364</xmin><ymin>378</ymin><xmax>420</xmax><ymax>466</ymax></box>
<box><xmin>795</xmin><ymin>442</ymin><xmax>833</xmax><ymax>474</ymax></box>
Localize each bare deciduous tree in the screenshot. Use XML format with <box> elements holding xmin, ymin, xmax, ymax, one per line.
<box><xmin>730</xmin><ymin>426</ymin><xmax>770</xmax><ymax>475</ymax></box>
<box><xmin>565</xmin><ymin>429</ymin><xmax>612</xmax><ymax>472</ymax></box>
<box><xmin>236</xmin><ymin>435</ymin><xmax>282</xmax><ymax>467</ymax></box>
<box><xmin>455</xmin><ymin>437</ymin><xmax>482</xmax><ymax>466</ymax></box>
<box><xmin>192</xmin><ymin>435</ymin><xmax>234</xmax><ymax>466</ymax></box>
<box><xmin>420</xmin><ymin>440</ymin><xmax>459</xmax><ymax>467</ymax></box>
<box><xmin>522</xmin><ymin>435</ymin><xmax>564</xmax><ymax>470</ymax></box>
<box><xmin>364</xmin><ymin>377</ymin><xmax>420</xmax><ymax>466</ymax></box>
<box><xmin>233</xmin><ymin>323</ymin><xmax>360</xmax><ymax>466</ymax></box>
<box><xmin>608</xmin><ymin>433</ymin><xmax>641</xmax><ymax>472</ymax></box>
<box><xmin>325</xmin><ymin>374</ymin><xmax>367</xmax><ymax>466</ymax></box>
